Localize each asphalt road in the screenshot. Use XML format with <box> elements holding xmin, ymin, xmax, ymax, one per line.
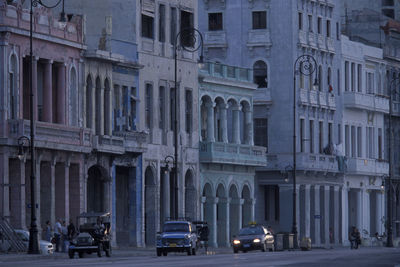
<box><xmin>0</xmin><ymin>247</ymin><xmax>399</xmax><ymax>267</ymax></box>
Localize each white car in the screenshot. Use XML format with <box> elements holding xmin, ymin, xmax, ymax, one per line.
<box><xmin>14</xmin><ymin>229</ymin><xmax>54</xmax><ymax>255</ymax></box>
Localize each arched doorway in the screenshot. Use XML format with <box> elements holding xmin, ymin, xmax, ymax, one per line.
<box><xmin>185</xmin><ymin>170</ymin><xmax>196</xmax><ymax>221</ymax></box>
<box><xmin>144</xmin><ymin>166</ymin><xmax>157</xmax><ymax>246</ymax></box>
<box><xmin>87</xmin><ymin>165</ymin><xmax>108</xmax><ymax>212</ymax></box>
<box><xmin>202</xmin><ymin>183</ymin><xmax>215</xmax><ymax>246</ymax></box>
<box><xmin>216</xmin><ymin>183</ymin><xmax>227</xmax><ymax>247</ymax></box>
<box><xmin>242</xmin><ymin>185</ymin><xmax>251</xmax><ymax>227</ymax></box>
<box><xmin>229</xmin><ymin>184</ymin><xmax>240</xmax><ymax>240</ymax></box>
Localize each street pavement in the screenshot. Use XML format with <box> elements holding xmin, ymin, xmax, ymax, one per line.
<box><xmin>0</xmin><ymin>246</ymin><xmax>399</xmax><ymax>267</ymax></box>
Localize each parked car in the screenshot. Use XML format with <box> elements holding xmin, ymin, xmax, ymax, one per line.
<box><xmin>156</xmin><ymin>220</ymin><xmax>198</xmax><ymax>256</ymax></box>
<box><xmin>68</xmin><ymin>212</ymin><xmax>111</xmax><ymax>258</ymax></box>
<box><xmin>14</xmin><ymin>229</ymin><xmax>54</xmax><ymax>254</ymax></box>
<box><xmin>232</xmin><ymin>224</ymin><xmax>274</xmax><ymax>253</ymax></box>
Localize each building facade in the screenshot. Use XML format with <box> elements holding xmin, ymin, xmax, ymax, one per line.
<box><xmin>199</xmin><ymin>62</ymin><xmax>267</xmax><ymax>247</ymax></box>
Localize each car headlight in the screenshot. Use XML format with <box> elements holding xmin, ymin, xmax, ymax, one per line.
<box><xmin>253</xmin><ymin>238</ymin><xmax>261</xmax><ymax>243</ymax></box>
<box><xmin>233</xmin><ymin>240</ymin><xmax>241</xmax><ymax>245</ymax></box>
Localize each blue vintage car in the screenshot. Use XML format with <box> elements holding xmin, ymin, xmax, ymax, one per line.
<box><xmin>156</xmin><ymin>220</ymin><xmax>198</xmax><ymax>256</ymax></box>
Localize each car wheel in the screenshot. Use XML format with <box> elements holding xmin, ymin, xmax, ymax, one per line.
<box><xmin>233</xmin><ymin>248</ymin><xmax>239</xmax><ymax>254</ymax></box>
<box><xmin>68</xmin><ymin>250</ymin><xmax>74</xmax><ymax>259</ymax></box>
<box><xmin>78</xmin><ymin>252</ymin><xmax>84</xmax><ymax>258</ymax></box>
<box><xmin>157</xmin><ymin>248</ymin><xmax>162</xmax><ymax>257</ymax></box>
<box><xmin>162</xmin><ymin>251</ymin><xmax>168</xmax><ymax>256</ymax></box>
<box><xmin>97</xmin><ymin>244</ymin><xmax>103</xmax><ymax>257</ymax></box>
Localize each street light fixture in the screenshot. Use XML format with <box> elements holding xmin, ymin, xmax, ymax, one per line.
<box><xmin>172</xmin><ymin>27</ymin><xmax>203</xmax><ymax>220</ymax></box>
<box><xmin>385</xmin><ymin>77</ymin><xmax>400</xmax><ymax>247</ymax></box>
<box><xmin>293</xmin><ymin>55</ymin><xmax>318</xmax><ymax>249</ymax></box>
<box><xmin>27</xmin><ymin>0</ymin><xmax>66</xmax><ymax>254</ymax></box>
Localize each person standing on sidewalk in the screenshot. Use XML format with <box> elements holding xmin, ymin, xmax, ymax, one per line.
<box><xmin>44</xmin><ymin>221</ymin><xmax>52</xmax><ymax>242</ymax></box>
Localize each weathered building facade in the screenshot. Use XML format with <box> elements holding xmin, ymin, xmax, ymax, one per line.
<box><xmin>199</xmin><ymin>62</ymin><xmax>267</xmax><ymax>247</ymax></box>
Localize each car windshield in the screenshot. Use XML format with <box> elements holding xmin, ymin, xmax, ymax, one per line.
<box><xmin>16</xmin><ymin>232</ymin><xmax>29</xmax><ymax>241</ymax></box>
<box><xmin>239</xmin><ymin>227</ymin><xmax>264</xmax><ymax>236</ymax></box>
<box><xmin>163</xmin><ymin>223</ymin><xmax>189</xmax><ymax>232</ymax></box>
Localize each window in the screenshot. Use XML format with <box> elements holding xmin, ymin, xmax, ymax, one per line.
<box><xmin>298</xmin><ymin>12</ymin><xmax>303</xmax><ymax>30</ymax></box>
<box><xmin>326</xmin><ymin>20</ymin><xmax>331</xmax><ymax>37</ymax></box>
<box><xmin>253</xmin><ymin>11</ymin><xmax>267</xmax><ymax>29</ymax></box>
<box><xmin>317</xmin><ymin>17</ymin><xmax>322</xmax><ymax>34</ymax></box>
<box><xmin>328</xmin><ymin>122</ymin><xmax>333</xmax><ymax>145</ymax></box>
<box><xmin>180</xmin><ymin>11</ymin><xmax>194</xmax><ymax>47</ymax></box>
<box><xmin>145</xmin><ymin>83</ymin><xmax>153</xmax><ymax>129</ymax></box>
<box><xmin>327</xmin><ymin>67</ymin><xmax>332</xmax><ymax>88</ymax></box>
<box><xmin>130</xmin><ymin>87</ymin><xmax>137</xmax><ymax>130</ymax></box>
<box><xmin>113</xmin><ymin>85</ymin><xmax>120</xmax><ymax>131</ymax></box>
<box><xmin>185</xmin><ymin>90</ymin><xmax>192</xmax><ymax>133</ymax></box>
<box><xmin>308</xmin><ymin>15</ymin><xmax>313</xmax><ymax>32</ymax></box>
<box><xmin>337</xmin><ymin>69</ymin><xmax>341</xmax><ymax>95</ymax></box>
<box><xmin>319</xmin><ymin>121</ymin><xmax>324</xmax><ymax>154</ymax></box>
<box><xmin>208</xmin><ymin>12</ymin><xmax>223</xmax><ymax>31</ymax></box>
<box><xmin>345</xmin><ymin>61</ymin><xmax>349</xmax><ymax>91</ymax></box>
<box><xmin>345</xmin><ymin>125</ymin><xmax>349</xmax><ymax>156</ymax></box>
<box><xmin>253</xmin><ymin>61</ymin><xmax>268</xmax><ymax>88</ymax></box>
<box><xmin>254</xmin><ymin>118</ymin><xmax>268</xmax><ymax>148</ymax></box>
<box><xmin>357</xmin><ymin>64</ymin><xmax>362</xmax><ymax>92</ymax></box>
<box><xmin>159</xmin><ymin>86</ymin><xmax>165</xmax><ymax>129</ymax></box>
<box><xmin>338</xmin><ymin>123</ymin><xmax>341</xmax><ymax>144</ymax></box>
<box><xmin>9</xmin><ymin>54</ymin><xmax>17</xmax><ymax>120</ymax></box>
<box><xmin>264</xmin><ymin>185</ymin><xmax>279</xmax><ymax>221</ymax></box>
<box><xmin>300</xmin><ymin>62</ymin><xmax>304</xmax><ymax>89</ymax></box>
<box><xmin>141</xmin><ymin>14</ymin><xmax>154</xmax><ymax>39</ymax></box>
<box><xmin>336</xmin><ymin>22</ymin><xmax>340</xmax><ymax>40</ymax></box>
<box><xmin>159</xmin><ymin>4</ymin><xmax>165</xmax><ymax>42</ymax></box>
<box><xmin>366</xmin><ymin>127</ymin><xmax>375</xmax><ymax>159</ymax></box>
<box><xmin>170</xmin><ymin>7</ymin><xmax>177</xmax><ymax>44</ymax></box>
<box><xmin>366</xmin><ymin>72</ymin><xmax>374</xmax><ymax>94</ymax></box>
<box><xmin>357</xmin><ymin>127</ymin><xmax>362</xmax><ymax>157</ymax></box>
<box><xmin>351</xmin><ymin>126</ymin><xmax>356</xmax><ymax>157</ymax></box>
<box><xmin>309</xmin><ymin>120</ymin><xmax>314</xmax><ymax>153</ymax></box>
<box><xmin>351</xmin><ymin>63</ymin><xmax>355</xmax><ymax>92</ymax></box>
<box><xmin>170</xmin><ymin>87</ymin><xmax>176</xmax><ymax>131</ymax></box>
<box><xmin>318</xmin><ymin>65</ymin><xmax>323</xmax><ymax>91</ymax></box>
<box><xmin>300</xmin><ymin>118</ymin><xmax>305</xmax><ymax>152</ymax></box>
<box><xmin>378</xmin><ymin>128</ymin><xmax>383</xmax><ymax>160</ymax></box>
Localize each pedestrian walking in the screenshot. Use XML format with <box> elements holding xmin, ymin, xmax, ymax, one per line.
<box><xmin>54</xmin><ymin>219</ymin><xmax>62</xmax><ymax>252</ymax></box>
<box><xmin>44</xmin><ymin>220</ymin><xmax>52</xmax><ymax>242</ymax></box>
<box><xmin>67</xmin><ymin>219</ymin><xmax>76</xmax><ymax>241</ymax></box>
<box><xmin>61</xmin><ymin>221</ymin><xmax>68</xmax><ymax>252</ymax></box>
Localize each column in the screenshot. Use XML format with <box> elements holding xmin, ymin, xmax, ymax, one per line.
<box><xmin>43</xmin><ymin>60</ymin><xmax>53</xmax><ymax>123</ymax></box>
<box><xmin>0</xmin><ymin>153</ymin><xmax>10</xmax><ymax>220</ymax></box>
<box><xmin>163</xmin><ymin>171</ymin><xmax>170</xmax><ymax>220</ymax></box>
<box><xmin>314</xmin><ymin>185</ymin><xmax>321</xmax><ymax>246</ymax></box>
<box><xmin>333</xmin><ymin>186</ymin><xmax>340</xmax><ymax>245</ymax></box>
<box><xmin>324</xmin><ymin>186</ymin><xmax>330</xmax><ymax>248</ymax></box>
<box><xmin>233</xmin><ymin>106</ymin><xmax>241</xmax><ymax>144</ymax></box>
<box><xmin>304</xmin><ymin>185</ymin><xmax>311</xmax><ymax>238</ymax></box>
<box><xmin>376</xmin><ymin>190</ymin><xmax>384</xmax><ymax>235</ymax></box>
<box><xmin>363</xmin><ymin>189</ymin><xmax>370</xmax><ymax>237</ymax></box>
<box><xmin>341</xmin><ymin>186</ymin><xmax>349</xmax><ymax>246</ymax></box>
<box><xmin>206</xmin><ymin>102</ymin><xmax>215</xmax><ymax>142</ymax></box>
<box><xmin>201</xmin><ymin>196</ymin><xmax>206</xmax><ymax>221</ymax></box>
<box><xmin>57</xmin><ymin>63</ymin><xmax>66</xmax><ymax>124</ymax></box>
<box><xmin>100</xmin><ymin>85</ymin><xmax>105</xmax><ymax>135</ymax></box>
<box><xmin>220</xmin><ymin>103</ymin><xmax>228</xmax><ymax>143</ymax></box>
<box><xmin>64</xmin><ymin>159</ymin><xmax>70</xmax><ymax>223</ymax></box>
<box><xmin>357</xmin><ymin>189</ymin><xmax>362</xmax><ymax>230</ymax></box>
<box><xmin>110</xmin><ymin>163</ymin><xmax>117</xmax><ymax>247</ymax></box>
<box><xmin>238</xmin><ymin>199</ymin><xmax>244</xmax><ymax>230</ymax></box>
<box><xmin>244</xmin><ymin>108</ymin><xmax>254</xmax><ymax>145</ymax></box>
<box><xmin>50</xmin><ymin>158</ymin><xmax>56</xmax><ymax>225</ymax></box>
<box><xmin>35</xmin><ymin>154</ymin><xmax>42</xmax><ymax>235</ymax></box>
<box><xmin>209</xmin><ymin>197</ymin><xmax>218</xmax><ymax>247</ymax></box>
<box><xmin>279</xmin><ymin>185</ymin><xmax>293</xmax><ymax>232</ymax></box>
<box><xmin>251</xmin><ymin>198</ymin><xmax>256</xmax><ymax>223</ymax></box>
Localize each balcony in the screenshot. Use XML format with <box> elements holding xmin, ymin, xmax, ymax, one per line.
<box><xmin>199</xmin><ymin>141</ymin><xmax>266</xmax><ymax>167</ymax></box>
<box><xmin>309</xmin><ymin>90</ymin><xmax>319</xmax><ymax>106</ymax></box>
<box><xmin>262</xmin><ymin>153</ymin><xmax>338</xmax><ymax>174</ymax></box>
<box><xmin>392</xmin><ymin>100</ymin><xmax>400</xmax><ymax>116</ymax></box>
<box><xmin>298</xmin><ymin>30</ymin><xmax>307</xmax><ymax>46</ymax></box>
<box><xmin>199</xmin><ymin>62</ymin><xmax>253</xmax><ymax>83</ymax></box>
<box><xmin>204</xmin><ymin>31</ymin><xmax>227</xmax><ymax>48</ymax></box>
<box><xmin>113</xmin><ymin>131</ymin><xmax>148</xmax><ymax>153</ymax></box>
<box><xmin>247</xmin><ymin>29</ymin><xmax>272</xmax><ymax>49</ymax></box>
<box><xmin>308</xmin><ymin>32</ymin><xmax>317</xmax><ymax>47</ymax></box>
<box><xmin>7</xmin><ymin>119</ymin><xmax>92</xmax><ymax>153</ymax></box>
<box><xmin>319</xmin><ymin>91</ymin><xmax>328</xmax><ymax>107</ymax></box>
<box><xmin>317</xmin><ymin>34</ymin><xmax>325</xmax><ymax>49</ymax></box>
<box><xmin>328</xmin><ymin>94</ymin><xmax>336</xmax><ymax>109</ymax></box>
<box><xmin>346</xmin><ymin>158</ymin><xmax>389</xmax><ymax>176</ymax></box>
<box><xmin>327</xmin><ymin>37</ymin><xmax>335</xmax><ymax>52</ymax></box>
<box><xmin>343</xmin><ymin>92</ymin><xmax>389</xmax><ymax>113</ymax></box>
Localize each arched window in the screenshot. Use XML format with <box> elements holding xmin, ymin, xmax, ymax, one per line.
<box><xmin>104</xmin><ymin>78</ymin><xmax>111</xmax><ymax>135</ymax></box>
<box><xmin>9</xmin><ymin>54</ymin><xmax>18</xmax><ymax>119</ymax></box>
<box><xmin>253</xmin><ymin>60</ymin><xmax>268</xmax><ymax>88</ymax></box>
<box><xmin>69</xmin><ymin>67</ymin><xmax>77</xmax><ymax>126</ymax></box>
<box><xmin>86</xmin><ymin>75</ymin><xmax>93</xmax><ymax>128</ymax></box>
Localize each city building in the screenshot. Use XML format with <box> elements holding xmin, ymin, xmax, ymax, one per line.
<box><xmin>199</xmin><ymin>62</ymin><xmax>267</xmax><ymax>247</ymax></box>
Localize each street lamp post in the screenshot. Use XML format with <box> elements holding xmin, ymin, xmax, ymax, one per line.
<box><xmin>293</xmin><ymin>55</ymin><xmax>318</xmax><ymax>249</ymax></box>
<box><xmin>172</xmin><ymin>28</ymin><xmax>203</xmax><ymax>220</ymax></box>
<box><xmin>24</xmin><ymin>0</ymin><xmax>66</xmax><ymax>254</ymax></box>
<box><xmin>386</xmin><ymin>77</ymin><xmax>400</xmax><ymax>247</ymax></box>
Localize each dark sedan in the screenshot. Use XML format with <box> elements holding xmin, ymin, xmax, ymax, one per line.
<box><xmin>232</xmin><ymin>225</ymin><xmax>274</xmax><ymax>253</ymax></box>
